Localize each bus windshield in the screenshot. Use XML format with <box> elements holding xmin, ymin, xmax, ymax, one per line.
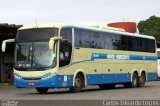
<box><xmin>14</xmin><ymin>42</ymin><xmax>56</xmax><ymax>70</ymax></box>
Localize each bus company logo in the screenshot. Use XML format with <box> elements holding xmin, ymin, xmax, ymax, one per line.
<box><xmin>143</xmin><ymin>56</ymin><xmax>146</xmax><ymax>60</ymax></box>
<box><xmin>116</xmin><ymin>55</ymin><xmax>130</xmax><ymax>60</ymax></box>
<box><xmin>107</xmin><ymin>54</ymin><xmax>130</xmax><ymax>60</ymax></box>
<box><xmin>107</xmin><ymin>55</ymin><xmax>115</xmax><ymax>59</ymax></box>
<box><xmin>93</xmin><ymin>54</ymin><xmax>99</xmax><ymax>58</ymax></box>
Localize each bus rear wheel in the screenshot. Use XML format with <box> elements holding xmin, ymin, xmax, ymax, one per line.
<box><xmin>69</xmin><ymin>74</ymin><xmax>83</xmax><ymax>93</ymax></box>
<box><xmin>124</xmin><ymin>72</ymin><xmax>138</xmax><ymax>88</ymax></box>
<box><xmin>138</xmin><ymin>73</ymin><xmax>146</xmax><ymax>87</ymax></box>
<box><xmin>36</xmin><ymin>88</ymin><xmax>49</xmax><ymax>94</ymax></box>
<box><xmin>99</xmin><ymin>84</ymin><xmax>116</xmax><ymax>89</ymax></box>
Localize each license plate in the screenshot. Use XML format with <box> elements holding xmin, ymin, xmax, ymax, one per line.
<box><xmin>28</xmin><ymin>82</ymin><xmax>36</xmax><ymax>86</ymax></box>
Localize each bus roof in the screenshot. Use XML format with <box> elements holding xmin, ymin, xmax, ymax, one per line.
<box><xmin>19</xmin><ymin>23</ymin><xmax>155</xmax><ymax>40</ymax></box>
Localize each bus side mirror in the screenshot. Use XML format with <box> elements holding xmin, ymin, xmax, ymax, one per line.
<box><xmin>49</xmin><ymin>37</ymin><xmax>62</xmax><ymax>50</ymax></box>
<box><xmin>2</xmin><ymin>39</ymin><xmax>15</xmax><ymax>52</ymax></box>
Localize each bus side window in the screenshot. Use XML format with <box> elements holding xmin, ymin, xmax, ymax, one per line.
<box><xmin>121</xmin><ymin>36</ymin><xmax>128</xmax><ymax>50</ymax></box>
<box><xmin>74</xmin><ymin>29</ymin><xmax>81</xmax><ymax>47</ymax></box>
<box><xmin>59</xmin><ymin>41</ymin><xmax>72</xmax><ymax>67</ymax></box>
<box><xmin>148</xmin><ymin>40</ymin><xmax>155</xmax><ymax>53</ymax></box>
<box><xmin>61</xmin><ymin>28</ymin><xmax>72</xmax><ymax>43</ymax></box>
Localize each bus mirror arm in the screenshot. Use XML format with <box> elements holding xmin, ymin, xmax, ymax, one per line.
<box><xmin>2</xmin><ymin>39</ymin><xmax>15</xmax><ymax>52</ymax></box>
<box><xmin>49</xmin><ymin>37</ymin><xmax>62</xmax><ymax>50</ymax></box>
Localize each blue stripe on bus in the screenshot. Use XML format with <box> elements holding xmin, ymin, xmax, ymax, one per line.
<box><xmin>87</xmin><ymin>73</ymin><xmax>131</xmax><ymax>85</ymax></box>
<box><xmin>87</xmin><ymin>72</ymin><xmax>157</xmax><ymax>85</ymax></box>
<box><xmin>71</xmin><ymin>53</ymin><xmax>157</xmax><ymax>66</ymax></box>
<box><xmin>145</xmin><ymin>56</ymin><xmax>158</xmax><ymax>60</ymax></box>
<box><xmin>147</xmin><ymin>72</ymin><xmax>157</xmax><ymax>81</ymax></box>
<box><xmin>14</xmin><ymin>72</ymin><xmax>157</xmax><ymax>88</ymax></box>
<box><xmin>91</xmin><ymin>53</ymin><xmax>157</xmax><ymax>61</ymax></box>
<box><xmin>91</xmin><ymin>53</ymin><xmax>107</xmax><ymax>60</ymax></box>
<box><xmin>130</xmin><ymin>55</ymin><xmax>143</xmax><ymax>60</ymax></box>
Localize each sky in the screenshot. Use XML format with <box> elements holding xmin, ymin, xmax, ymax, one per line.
<box><xmin>0</xmin><ymin>0</ymin><xmax>160</xmax><ymax>26</ymax></box>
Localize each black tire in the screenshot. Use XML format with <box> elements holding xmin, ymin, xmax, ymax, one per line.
<box><xmin>99</xmin><ymin>84</ymin><xmax>116</xmax><ymax>89</ymax></box>
<box><xmin>124</xmin><ymin>73</ymin><xmax>138</xmax><ymax>88</ymax></box>
<box><xmin>36</xmin><ymin>88</ymin><xmax>49</xmax><ymax>94</ymax></box>
<box><xmin>138</xmin><ymin>73</ymin><xmax>146</xmax><ymax>87</ymax></box>
<box><xmin>69</xmin><ymin>74</ymin><xmax>83</xmax><ymax>93</ymax></box>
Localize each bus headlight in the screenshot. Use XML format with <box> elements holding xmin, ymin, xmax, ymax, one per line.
<box><xmin>14</xmin><ymin>74</ymin><xmax>22</xmax><ymax>80</ymax></box>
<box><xmin>42</xmin><ymin>73</ymin><xmax>54</xmax><ymax>80</ymax></box>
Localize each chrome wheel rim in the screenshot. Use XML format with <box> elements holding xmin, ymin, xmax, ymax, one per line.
<box><xmin>140</xmin><ymin>75</ymin><xmax>145</xmax><ymax>85</ymax></box>
<box><xmin>75</xmin><ymin>78</ymin><xmax>81</xmax><ymax>88</ymax></box>
<box><xmin>133</xmin><ymin>75</ymin><xmax>137</xmax><ymax>86</ymax></box>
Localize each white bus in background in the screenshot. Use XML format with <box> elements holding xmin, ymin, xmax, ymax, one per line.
<box><xmin>157</xmin><ymin>48</ymin><xmax>160</xmax><ymax>78</ymax></box>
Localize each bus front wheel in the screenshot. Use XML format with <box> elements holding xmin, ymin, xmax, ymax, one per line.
<box><xmin>69</xmin><ymin>74</ymin><xmax>83</xmax><ymax>93</ymax></box>
<box><xmin>36</xmin><ymin>88</ymin><xmax>49</xmax><ymax>94</ymax></box>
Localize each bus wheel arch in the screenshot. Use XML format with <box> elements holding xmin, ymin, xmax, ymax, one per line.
<box><xmin>131</xmin><ymin>69</ymin><xmax>139</xmax><ymax>82</ymax></box>
<box><xmin>75</xmin><ymin>71</ymin><xmax>85</xmax><ymax>88</ymax></box>
<box><xmin>70</xmin><ymin>70</ymin><xmax>86</xmax><ymax>93</ymax></box>
<box><xmin>125</xmin><ymin>69</ymin><xmax>139</xmax><ymax>88</ymax></box>
<box><xmin>73</xmin><ymin>70</ymin><xmax>86</xmax><ymax>87</ymax></box>
<box><xmin>132</xmin><ymin>71</ymin><xmax>138</xmax><ymax>87</ymax></box>
<box><xmin>140</xmin><ymin>69</ymin><xmax>147</xmax><ymax>81</ymax></box>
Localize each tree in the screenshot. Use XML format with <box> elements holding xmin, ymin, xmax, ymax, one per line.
<box><xmin>137</xmin><ymin>16</ymin><xmax>160</xmax><ymax>41</ymax></box>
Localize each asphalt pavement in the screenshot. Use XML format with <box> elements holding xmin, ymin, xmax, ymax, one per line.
<box><xmin>0</xmin><ymin>80</ymin><xmax>160</xmax><ymax>106</ymax></box>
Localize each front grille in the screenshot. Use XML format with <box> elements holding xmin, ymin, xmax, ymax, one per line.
<box><xmin>22</xmin><ymin>77</ymin><xmax>41</xmax><ymax>80</ymax></box>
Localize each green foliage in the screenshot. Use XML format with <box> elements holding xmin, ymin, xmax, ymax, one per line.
<box><xmin>138</xmin><ymin>16</ymin><xmax>160</xmax><ymax>41</ymax></box>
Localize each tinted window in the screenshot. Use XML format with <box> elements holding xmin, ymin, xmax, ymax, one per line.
<box><xmin>61</xmin><ymin>28</ymin><xmax>72</xmax><ymax>43</ymax></box>
<box><xmin>74</xmin><ymin>28</ymin><xmax>156</xmax><ymax>53</ymax></box>
<box><xmin>141</xmin><ymin>39</ymin><xmax>148</xmax><ymax>52</ymax></box>
<box><xmin>74</xmin><ymin>29</ymin><xmax>90</xmax><ymax>48</ymax></box>
<box><xmin>59</xmin><ymin>41</ymin><xmax>72</xmax><ymax>67</ymax></box>
<box><xmin>148</xmin><ymin>40</ymin><xmax>156</xmax><ymax>53</ymax></box>
<box><xmin>81</xmin><ymin>30</ymin><xmax>90</xmax><ymax>48</ymax></box>
<box><xmin>121</xmin><ymin>36</ymin><xmax>128</xmax><ymax>50</ymax></box>
<box><xmin>104</xmin><ymin>33</ymin><xmax>113</xmax><ymax>49</ymax></box>
<box><xmin>90</xmin><ymin>31</ymin><xmax>104</xmax><ymax>49</ymax></box>
<box><xmin>128</xmin><ymin>37</ymin><xmax>133</xmax><ymax>51</ymax></box>
<box><xmin>111</xmin><ymin>34</ymin><xmax>121</xmax><ymax>50</ymax></box>
<box><xmin>97</xmin><ymin>32</ymin><xmax>104</xmax><ymax>49</ymax></box>
<box><xmin>16</xmin><ymin>28</ymin><xmax>58</xmax><ymax>42</ymax></box>
<box><xmin>132</xmin><ymin>37</ymin><xmax>139</xmax><ymax>51</ymax></box>
<box><xmin>74</xmin><ymin>29</ymin><xmax>81</xmax><ymax>47</ymax></box>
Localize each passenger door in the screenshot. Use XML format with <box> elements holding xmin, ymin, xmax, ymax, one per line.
<box><xmin>59</xmin><ymin>41</ymin><xmax>72</xmax><ymax>67</ymax></box>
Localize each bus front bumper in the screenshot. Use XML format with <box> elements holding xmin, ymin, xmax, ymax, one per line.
<box><xmin>14</xmin><ymin>75</ymin><xmax>73</xmax><ymax>88</ymax></box>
